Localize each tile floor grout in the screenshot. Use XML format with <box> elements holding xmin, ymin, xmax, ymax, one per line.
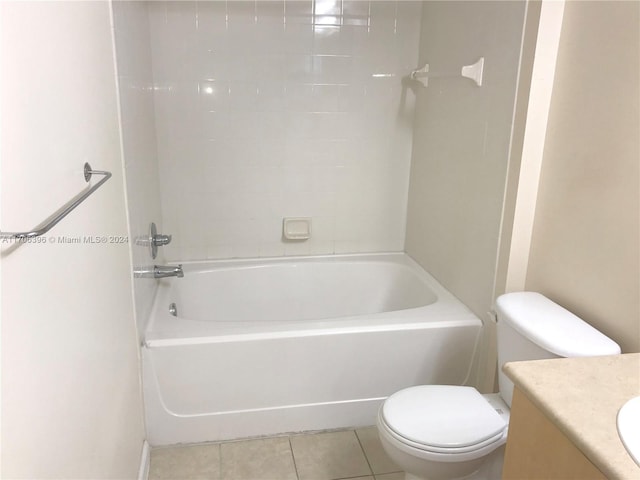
<box><xmin>353</xmin><ymin>429</ymin><xmax>374</xmax><ymax>478</ymax></box>
<box><xmin>287</xmin><ymin>435</ymin><xmax>300</xmax><ymax>480</ymax></box>
<box><xmin>149</xmin><ymin>426</ymin><xmax>404</xmax><ymax>480</ymax></box>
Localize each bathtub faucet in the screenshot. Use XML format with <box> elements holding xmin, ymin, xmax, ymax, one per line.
<box><xmin>134</xmin><ymin>265</ymin><xmax>184</xmax><ymax>279</ymax></box>
<box><xmin>153</xmin><ymin>265</ymin><xmax>184</xmax><ymax>278</ymax></box>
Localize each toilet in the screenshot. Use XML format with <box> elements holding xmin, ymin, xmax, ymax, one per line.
<box><xmin>377</xmin><ymin>292</ymin><xmax>621</xmax><ymax>480</ymax></box>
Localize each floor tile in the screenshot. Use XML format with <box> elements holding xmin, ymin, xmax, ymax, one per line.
<box><xmin>220</xmin><ymin>436</ymin><xmax>297</xmax><ymax>480</ymax></box>
<box><xmin>149</xmin><ymin>444</ymin><xmax>221</xmax><ymax>480</ymax></box>
<box><xmin>375</xmin><ymin>473</ymin><xmax>404</xmax><ymax>480</ymax></box>
<box><xmin>291</xmin><ymin>430</ymin><xmax>372</xmax><ymax>480</ymax></box>
<box><xmin>356</xmin><ymin>426</ymin><xmax>401</xmax><ymax>475</ymax></box>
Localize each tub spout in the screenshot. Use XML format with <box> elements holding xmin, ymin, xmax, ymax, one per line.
<box><xmin>153</xmin><ymin>265</ymin><xmax>184</xmax><ymax>279</ymax></box>
<box><xmin>134</xmin><ymin>265</ymin><xmax>184</xmax><ymax>279</ymax></box>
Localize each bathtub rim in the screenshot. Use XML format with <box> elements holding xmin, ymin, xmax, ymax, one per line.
<box><xmin>145</xmin><ymin>252</ymin><xmax>482</xmax><ymax>347</ymax></box>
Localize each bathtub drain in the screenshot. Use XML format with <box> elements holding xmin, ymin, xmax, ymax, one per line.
<box><xmin>169</xmin><ymin>303</ymin><xmax>178</xmax><ymax>317</ymax></box>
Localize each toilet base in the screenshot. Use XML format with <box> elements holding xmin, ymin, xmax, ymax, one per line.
<box><xmin>397</xmin><ymin>446</ymin><xmax>505</xmax><ymax>480</ymax></box>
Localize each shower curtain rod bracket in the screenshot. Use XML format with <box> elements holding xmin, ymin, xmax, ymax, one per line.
<box><xmin>410</xmin><ymin>57</ymin><xmax>484</xmax><ymax>88</ymax></box>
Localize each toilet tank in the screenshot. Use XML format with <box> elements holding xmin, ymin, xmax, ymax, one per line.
<box><xmin>495</xmin><ymin>292</ymin><xmax>621</xmax><ymax>407</ymax></box>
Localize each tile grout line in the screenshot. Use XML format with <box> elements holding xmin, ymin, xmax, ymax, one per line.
<box><xmin>288</xmin><ymin>435</ymin><xmax>301</xmax><ymax>480</ymax></box>
<box><xmin>333</xmin><ymin>476</ymin><xmax>377</xmax><ymax>480</ymax></box>
<box><xmin>333</xmin><ymin>475</ymin><xmax>382</xmax><ymax>480</ymax></box>
<box><xmin>352</xmin><ymin>429</ymin><xmax>404</xmax><ymax>480</ymax></box>
<box><xmin>150</xmin><ymin>427</ymin><xmax>404</xmax><ymax>480</ymax></box>
<box><xmin>353</xmin><ymin>428</ymin><xmax>375</xmax><ymax>478</ymax></box>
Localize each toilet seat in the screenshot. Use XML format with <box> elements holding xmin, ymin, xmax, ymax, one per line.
<box><xmin>381</xmin><ymin>385</ymin><xmax>507</xmax><ymax>456</ymax></box>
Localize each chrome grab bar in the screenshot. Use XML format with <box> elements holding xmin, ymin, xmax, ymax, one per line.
<box><xmin>0</xmin><ymin>163</ymin><xmax>112</xmax><ymax>239</ymax></box>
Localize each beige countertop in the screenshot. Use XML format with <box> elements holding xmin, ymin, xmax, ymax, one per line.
<box><xmin>503</xmin><ymin>353</ymin><xmax>640</xmax><ymax>480</ymax></box>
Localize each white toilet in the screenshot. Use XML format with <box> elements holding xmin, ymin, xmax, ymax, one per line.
<box><xmin>377</xmin><ymin>292</ymin><xmax>621</xmax><ymax>480</ymax></box>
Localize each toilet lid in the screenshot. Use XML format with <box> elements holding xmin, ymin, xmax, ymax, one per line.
<box><xmin>382</xmin><ymin>385</ymin><xmax>506</xmax><ymax>449</ymax></box>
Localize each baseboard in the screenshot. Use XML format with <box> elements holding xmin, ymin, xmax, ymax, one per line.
<box><xmin>137</xmin><ymin>440</ymin><xmax>150</xmax><ymax>480</ymax></box>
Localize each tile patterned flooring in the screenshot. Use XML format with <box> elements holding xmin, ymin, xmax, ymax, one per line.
<box><xmin>150</xmin><ymin>427</ymin><xmax>404</xmax><ymax>480</ymax></box>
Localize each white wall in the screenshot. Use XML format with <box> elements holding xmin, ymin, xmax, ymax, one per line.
<box><xmin>525</xmin><ymin>0</ymin><xmax>640</xmax><ymax>353</ymax></box>
<box><xmin>497</xmin><ymin>0</ymin><xmax>564</xmax><ymax>296</ymax></box>
<box><xmin>405</xmin><ymin>1</ymin><xmax>527</xmax><ymax>321</ymax></box>
<box><xmin>0</xmin><ymin>2</ymin><xmax>145</xmax><ymax>477</ymax></box>
<box><xmin>112</xmin><ymin>1</ymin><xmax>165</xmax><ymax>336</ymax></box>
<box><xmin>147</xmin><ymin>0</ymin><xmax>421</xmax><ymax>261</ymax></box>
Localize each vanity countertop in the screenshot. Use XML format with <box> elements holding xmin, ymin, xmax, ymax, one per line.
<box><xmin>503</xmin><ymin>353</ymin><xmax>640</xmax><ymax>480</ymax></box>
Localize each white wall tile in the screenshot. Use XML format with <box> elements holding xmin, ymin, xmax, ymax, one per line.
<box><xmin>282</xmin><ymin>24</ymin><xmax>314</xmax><ymax>55</ymax></box>
<box><xmin>148</xmin><ymin>0</ymin><xmax>421</xmax><ymax>261</ymax></box>
<box><xmin>405</xmin><ymin>1</ymin><xmax>527</xmax><ymax>321</ymax></box>
<box><xmin>285</xmin><ymin>0</ymin><xmax>314</xmax><ymax>24</ymax></box>
<box><xmin>196</xmin><ymin>1</ymin><xmax>227</xmax><ymax>31</ymax></box>
<box><xmin>114</xmin><ymin>1</ymin><xmax>165</xmax><ymax>334</ymax></box>
<box><xmin>227</xmin><ymin>1</ymin><xmax>257</xmax><ymax>24</ymax></box>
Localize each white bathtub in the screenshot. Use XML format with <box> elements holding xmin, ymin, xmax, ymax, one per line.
<box><xmin>143</xmin><ymin>253</ymin><xmax>482</xmax><ymax>446</ymax></box>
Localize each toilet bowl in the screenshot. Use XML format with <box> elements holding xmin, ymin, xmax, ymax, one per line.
<box><xmin>377</xmin><ymin>386</ymin><xmax>509</xmax><ymax>480</ymax></box>
<box><xmin>377</xmin><ymin>292</ymin><xmax>621</xmax><ymax>480</ymax></box>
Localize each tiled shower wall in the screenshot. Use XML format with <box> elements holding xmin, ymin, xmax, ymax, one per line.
<box><xmin>113</xmin><ymin>1</ymin><xmax>164</xmax><ymax>334</ymax></box>
<box><xmin>147</xmin><ymin>1</ymin><xmax>421</xmax><ymax>261</ymax></box>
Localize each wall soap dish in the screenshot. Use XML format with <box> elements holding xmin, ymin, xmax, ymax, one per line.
<box><xmin>411</xmin><ymin>57</ymin><xmax>484</xmax><ymax>87</ymax></box>
<box><xmin>283</xmin><ymin>217</ymin><xmax>311</xmax><ymax>241</ymax></box>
